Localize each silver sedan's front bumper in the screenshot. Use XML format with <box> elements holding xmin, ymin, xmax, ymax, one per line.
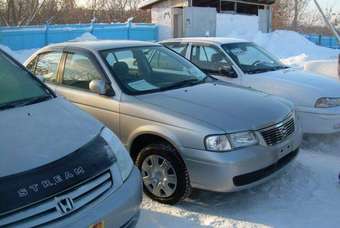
<box><xmin>180</xmin><ymin>126</ymin><xmax>302</xmax><ymax>192</ymax></box>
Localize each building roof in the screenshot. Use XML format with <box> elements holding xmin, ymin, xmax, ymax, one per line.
<box><xmin>139</xmin><ymin>0</ymin><xmax>275</xmax><ymax>9</ymax></box>
<box><xmin>160</xmin><ymin>37</ymin><xmax>248</xmax><ymax>45</ymax></box>
<box><xmin>40</xmin><ymin>40</ymin><xmax>160</xmax><ymax>52</ymax></box>
<box><xmin>138</xmin><ymin>0</ymin><xmax>166</xmax><ymax>9</ymax></box>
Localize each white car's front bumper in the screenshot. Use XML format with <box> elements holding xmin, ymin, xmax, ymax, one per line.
<box><xmin>297</xmin><ymin>106</ymin><xmax>340</xmax><ymax>134</ymax></box>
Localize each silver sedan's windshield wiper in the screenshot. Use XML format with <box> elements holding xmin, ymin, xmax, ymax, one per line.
<box><xmin>246</xmin><ymin>65</ymin><xmax>288</xmax><ymax>74</ymax></box>
<box><xmin>160</xmin><ymin>78</ymin><xmax>202</xmax><ymax>91</ymax></box>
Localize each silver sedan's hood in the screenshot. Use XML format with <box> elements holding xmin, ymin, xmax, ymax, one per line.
<box><xmin>0</xmin><ymin>97</ymin><xmax>102</xmax><ymax>177</ymax></box>
<box><xmin>138</xmin><ymin>82</ymin><xmax>293</xmax><ymax>132</ymax></box>
<box><xmin>250</xmin><ymin>68</ymin><xmax>340</xmax><ymax>107</ymax></box>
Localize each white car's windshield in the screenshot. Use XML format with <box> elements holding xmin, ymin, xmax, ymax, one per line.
<box><xmin>0</xmin><ymin>51</ymin><xmax>52</xmax><ymax>110</ymax></box>
<box><xmin>100</xmin><ymin>46</ymin><xmax>208</xmax><ymax>95</ymax></box>
<box><xmin>222</xmin><ymin>42</ymin><xmax>288</xmax><ymax>74</ymax></box>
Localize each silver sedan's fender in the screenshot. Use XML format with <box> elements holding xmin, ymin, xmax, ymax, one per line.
<box><xmin>126</xmin><ymin>124</ymin><xmax>183</xmax><ymax>153</ymax></box>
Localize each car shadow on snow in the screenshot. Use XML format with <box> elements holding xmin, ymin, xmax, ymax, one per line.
<box><xmin>177</xmin><ymin>159</ymin><xmax>318</xmax><ymax>224</ymax></box>
<box><xmin>302</xmin><ymin>132</ymin><xmax>340</xmax><ymax>155</ymax></box>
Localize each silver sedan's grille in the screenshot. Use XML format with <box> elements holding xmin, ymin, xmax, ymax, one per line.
<box><xmin>259</xmin><ymin>114</ymin><xmax>295</xmax><ymax>146</ymax></box>
<box><xmin>0</xmin><ymin>171</ymin><xmax>113</xmax><ymax>227</ymax></box>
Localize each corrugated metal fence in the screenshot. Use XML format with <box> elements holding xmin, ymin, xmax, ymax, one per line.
<box><xmin>305</xmin><ymin>34</ymin><xmax>340</xmax><ymax>49</ymax></box>
<box><xmin>0</xmin><ymin>22</ymin><xmax>158</xmax><ymax>50</ymax></box>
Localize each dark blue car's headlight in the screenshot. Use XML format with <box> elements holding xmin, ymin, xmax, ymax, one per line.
<box><xmin>100</xmin><ymin>128</ymin><xmax>133</xmax><ymax>181</ymax></box>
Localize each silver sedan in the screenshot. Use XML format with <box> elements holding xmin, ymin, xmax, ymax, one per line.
<box><xmin>25</xmin><ymin>40</ymin><xmax>303</xmax><ymax>204</ymax></box>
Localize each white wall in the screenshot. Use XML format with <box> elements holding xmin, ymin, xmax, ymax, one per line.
<box><xmin>216</xmin><ymin>13</ymin><xmax>258</xmax><ymax>39</ymax></box>
<box><xmin>304</xmin><ymin>59</ymin><xmax>339</xmax><ymax>79</ymax></box>
<box><xmin>183</xmin><ymin>7</ymin><xmax>216</xmax><ymax>37</ymax></box>
<box><xmin>152</xmin><ymin>7</ymin><xmax>173</xmax><ymax>40</ymax></box>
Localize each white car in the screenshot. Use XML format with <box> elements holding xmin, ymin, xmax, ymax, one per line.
<box><xmin>160</xmin><ymin>37</ymin><xmax>340</xmax><ymax>134</ymax></box>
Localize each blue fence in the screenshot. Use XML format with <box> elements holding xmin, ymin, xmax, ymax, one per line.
<box><xmin>305</xmin><ymin>34</ymin><xmax>340</xmax><ymax>49</ymax></box>
<box><xmin>0</xmin><ymin>22</ymin><xmax>158</xmax><ymax>50</ymax></box>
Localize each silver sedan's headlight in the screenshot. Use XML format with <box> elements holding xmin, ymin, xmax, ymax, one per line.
<box><xmin>205</xmin><ymin>131</ymin><xmax>258</xmax><ymax>152</ymax></box>
<box><xmin>315</xmin><ymin>97</ymin><xmax>340</xmax><ymax>108</ymax></box>
<box><xmin>100</xmin><ymin>127</ymin><xmax>133</xmax><ymax>181</ymax></box>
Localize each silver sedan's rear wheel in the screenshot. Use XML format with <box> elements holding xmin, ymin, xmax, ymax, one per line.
<box><xmin>135</xmin><ymin>143</ymin><xmax>191</xmax><ymax>204</ymax></box>
<box><xmin>141</xmin><ymin>155</ymin><xmax>177</xmax><ymax>197</ymax></box>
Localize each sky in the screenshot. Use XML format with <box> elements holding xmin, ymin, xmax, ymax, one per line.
<box><xmin>314</xmin><ymin>0</ymin><xmax>340</xmax><ymax>12</ymax></box>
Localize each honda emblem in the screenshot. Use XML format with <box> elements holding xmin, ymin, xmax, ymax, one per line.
<box><xmin>55</xmin><ymin>196</ymin><xmax>74</xmax><ymax>215</ymax></box>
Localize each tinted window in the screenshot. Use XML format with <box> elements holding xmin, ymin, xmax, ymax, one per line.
<box><xmin>0</xmin><ymin>52</ymin><xmax>50</xmax><ymax>108</ymax></box>
<box><xmin>35</xmin><ymin>52</ymin><xmax>62</xmax><ymax>83</ymax></box>
<box><xmin>164</xmin><ymin>43</ymin><xmax>188</xmax><ymax>57</ymax></box>
<box><xmin>191</xmin><ymin>45</ymin><xmax>231</xmax><ymax>75</ymax></box>
<box><xmin>101</xmin><ymin>46</ymin><xmax>206</xmax><ymax>95</ymax></box>
<box><xmin>149</xmin><ymin>49</ymin><xmax>185</xmax><ymax>71</ymax></box>
<box><xmin>62</xmin><ymin>53</ymin><xmax>102</xmax><ymax>91</ymax></box>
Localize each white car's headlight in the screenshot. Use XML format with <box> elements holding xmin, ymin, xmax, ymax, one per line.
<box><xmin>205</xmin><ymin>131</ymin><xmax>258</xmax><ymax>152</ymax></box>
<box><xmin>315</xmin><ymin>97</ymin><xmax>340</xmax><ymax>108</ymax></box>
<box><xmin>100</xmin><ymin>127</ymin><xmax>133</xmax><ymax>181</ymax></box>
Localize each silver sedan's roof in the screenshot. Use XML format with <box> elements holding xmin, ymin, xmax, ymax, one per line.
<box><xmin>160</xmin><ymin>37</ymin><xmax>248</xmax><ymax>45</ymax></box>
<box><xmin>42</xmin><ymin>40</ymin><xmax>160</xmax><ymax>51</ymax></box>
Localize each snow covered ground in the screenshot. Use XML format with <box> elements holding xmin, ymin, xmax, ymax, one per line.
<box><xmin>137</xmin><ymin>134</ymin><xmax>340</xmax><ymax>228</ymax></box>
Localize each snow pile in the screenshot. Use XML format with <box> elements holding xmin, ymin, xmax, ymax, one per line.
<box><xmin>70</xmin><ymin>32</ymin><xmax>97</xmax><ymax>42</ymax></box>
<box><xmin>216</xmin><ymin>14</ymin><xmax>339</xmax><ymax>67</ymax></box>
<box><xmin>281</xmin><ymin>54</ymin><xmax>309</xmax><ymax>68</ymax></box>
<box><xmin>252</xmin><ymin>30</ymin><xmax>339</xmax><ymax>64</ymax></box>
<box><xmin>0</xmin><ymin>32</ymin><xmax>98</xmax><ymax>63</ymax></box>
<box><xmin>137</xmin><ymin>134</ymin><xmax>340</xmax><ymax>228</ymax></box>
<box><xmin>12</xmin><ymin>49</ymin><xmax>38</xmax><ymax>63</ymax></box>
<box><xmin>0</xmin><ymin>44</ymin><xmax>15</xmax><ymax>56</ymax></box>
<box><xmin>304</xmin><ymin>59</ymin><xmax>339</xmax><ymax>78</ymax></box>
<box><xmin>0</xmin><ymin>44</ymin><xmax>37</xmax><ymax>63</ymax></box>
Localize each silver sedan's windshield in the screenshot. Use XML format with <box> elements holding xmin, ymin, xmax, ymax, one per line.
<box><xmin>100</xmin><ymin>46</ymin><xmax>207</xmax><ymax>95</ymax></box>
<box><xmin>0</xmin><ymin>52</ymin><xmax>51</xmax><ymax>110</ymax></box>
<box><xmin>222</xmin><ymin>42</ymin><xmax>288</xmax><ymax>74</ymax></box>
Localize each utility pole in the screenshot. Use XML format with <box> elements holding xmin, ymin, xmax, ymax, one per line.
<box><xmin>312</xmin><ymin>0</ymin><xmax>340</xmax><ymax>42</ymax></box>
<box><xmin>313</xmin><ymin>0</ymin><xmax>340</xmax><ymax>79</ymax></box>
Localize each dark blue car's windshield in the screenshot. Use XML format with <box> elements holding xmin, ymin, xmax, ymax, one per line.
<box><xmin>0</xmin><ymin>51</ymin><xmax>51</xmax><ymax>110</ymax></box>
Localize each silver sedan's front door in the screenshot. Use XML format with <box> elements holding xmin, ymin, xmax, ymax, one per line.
<box><xmin>55</xmin><ymin>51</ymin><xmax>120</xmax><ymax>135</ymax></box>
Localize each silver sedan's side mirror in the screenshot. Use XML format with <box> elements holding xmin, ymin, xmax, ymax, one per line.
<box><xmin>89</xmin><ymin>79</ymin><xmax>107</xmax><ymax>95</ymax></box>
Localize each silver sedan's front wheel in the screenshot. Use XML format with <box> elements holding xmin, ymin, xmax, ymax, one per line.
<box><xmin>135</xmin><ymin>143</ymin><xmax>191</xmax><ymax>204</ymax></box>
<box><xmin>141</xmin><ymin>155</ymin><xmax>177</xmax><ymax>197</ymax></box>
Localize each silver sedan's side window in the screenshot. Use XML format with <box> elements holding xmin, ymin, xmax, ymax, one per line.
<box><xmin>34</xmin><ymin>52</ymin><xmax>62</xmax><ymax>83</ymax></box>
<box><xmin>190</xmin><ymin>45</ymin><xmax>231</xmax><ymax>75</ymax></box>
<box><xmin>163</xmin><ymin>43</ymin><xmax>188</xmax><ymax>57</ymax></box>
<box><xmin>62</xmin><ymin>53</ymin><xmax>102</xmax><ymax>91</ymax></box>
